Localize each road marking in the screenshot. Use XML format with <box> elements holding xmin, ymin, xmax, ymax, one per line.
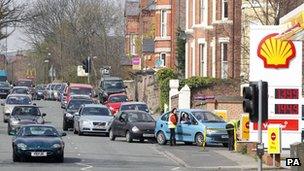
<box><xmin>76</xmin><ymin>163</ymin><xmax>93</xmax><ymax>171</ymax></box>
<box><xmin>75</xmin><ymin>147</ymin><xmax>78</xmax><ymax>149</ymax></box>
<box><xmin>171</xmin><ymin>167</ymin><xmax>180</xmax><ymax>170</ymax></box>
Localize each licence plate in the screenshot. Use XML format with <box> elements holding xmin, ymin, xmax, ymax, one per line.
<box><xmin>221</xmin><ymin>135</ymin><xmax>229</xmax><ymax>139</ymax></box>
<box><xmin>31</xmin><ymin>152</ymin><xmax>47</xmax><ymax>157</ymax></box>
<box><xmin>95</xmin><ymin>125</ymin><xmax>104</xmax><ymax>129</ymax></box>
<box><xmin>143</xmin><ymin>134</ymin><xmax>154</xmax><ymax>138</ymax></box>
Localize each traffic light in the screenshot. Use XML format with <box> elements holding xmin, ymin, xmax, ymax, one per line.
<box><xmin>82</xmin><ymin>58</ymin><xmax>91</xmax><ymax>73</ymax></box>
<box><xmin>243</xmin><ymin>81</ymin><xmax>268</xmax><ymax>122</ymax></box>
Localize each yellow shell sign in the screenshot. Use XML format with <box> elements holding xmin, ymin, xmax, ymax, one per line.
<box><xmin>257</xmin><ymin>33</ymin><xmax>296</xmax><ymax>68</ymax></box>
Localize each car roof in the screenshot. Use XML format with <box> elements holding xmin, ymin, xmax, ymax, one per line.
<box><xmin>121</xmin><ymin>102</ymin><xmax>147</xmax><ymax>105</ymax></box>
<box><xmin>13</xmin><ymin>86</ymin><xmax>29</xmax><ymax>89</ymax></box>
<box><xmin>7</xmin><ymin>94</ymin><xmax>30</xmax><ymax>97</ymax></box>
<box><xmin>69</xmin><ymin>83</ymin><xmax>93</xmax><ymax>88</ymax></box>
<box><xmin>101</xmin><ymin>77</ymin><xmax>122</xmax><ymax>81</ymax></box>
<box><xmin>13</xmin><ymin>105</ymin><xmax>38</xmax><ymax>108</ymax></box>
<box><xmin>119</xmin><ymin>110</ymin><xmax>149</xmax><ymax>114</ymax></box>
<box><xmin>178</xmin><ymin>109</ymin><xmax>210</xmax><ymax>113</ymax></box>
<box><xmin>20</xmin><ymin>124</ymin><xmax>56</xmax><ymax>128</ymax></box>
<box><xmin>109</xmin><ymin>93</ymin><xmax>127</xmax><ymax>97</ymax></box>
<box><xmin>82</xmin><ymin>104</ymin><xmax>108</xmax><ymax>108</ymax></box>
<box><xmin>69</xmin><ymin>98</ymin><xmax>93</xmax><ymax>102</ymax></box>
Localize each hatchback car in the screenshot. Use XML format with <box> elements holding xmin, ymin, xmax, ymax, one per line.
<box><xmin>2</xmin><ymin>94</ymin><xmax>32</xmax><ymax>122</ymax></box>
<box><xmin>105</xmin><ymin>93</ymin><xmax>128</xmax><ymax>115</ymax></box>
<box><xmin>119</xmin><ymin>102</ymin><xmax>150</xmax><ymax>114</ymax></box>
<box><xmin>155</xmin><ymin>109</ymin><xmax>228</xmax><ymax>147</ymax></box>
<box><xmin>62</xmin><ymin>98</ymin><xmax>94</xmax><ymax>131</ymax></box>
<box><xmin>12</xmin><ymin>124</ymin><xmax>66</xmax><ymax>162</ymax></box>
<box><xmin>7</xmin><ymin>105</ymin><xmax>46</xmax><ymax>135</ymax></box>
<box><xmin>73</xmin><ymin>104</ymin><xmax>112</xmax><ymax>135</ymax></box>
<box><xmin>108</xmin><ymin>110</ymin><xmax>155</xmax><ymax>142</ymax></box>
<box><xmin>0</xmin><ymin>81</ymin><xmax>11</xmax><ymax>99</ymax></box>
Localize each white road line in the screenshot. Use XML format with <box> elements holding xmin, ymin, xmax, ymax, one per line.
<box><xmin>74</xmin><ymin>147</ymin><xmax>78</xmax><ymax>149</ymax></box>
<box><xmin>171</xmin><ymin>167</ymin><xmax>180</xmax><ymax>170</ymax></box>
<box><xmin>76</xmin><ymin>162</ymin><xmax>93</xmax><ymax>171</ymax></box>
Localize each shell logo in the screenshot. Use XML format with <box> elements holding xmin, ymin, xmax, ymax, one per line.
<box><xmin>257</xmin><ymin>33</ymin><xmax>296</xmax><ymax>68</ymax></box>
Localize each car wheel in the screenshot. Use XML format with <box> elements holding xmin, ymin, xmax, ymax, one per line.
<box><xmin>7</xmin><ymin>124</ymin><xmax>11</xmax><ymax>135</ymax></box>
<box><xmin>109</xmin><ymin>129</ymin><xmax>115</xmax><ymax>141</ymax></box>
<box><xmin>195</xmin><ymin>133</ymin><xmax>204</xmax><ymax>147</ymax></box>
<box><xmin>57</xmin><ymin>152</ymin><xmax>64</xmax><ymax>163</ymax></box>
<box><xmin>12</xmin><ymin>150</ymin><xmax>20</xmax><ymax>162</ymax></box>
<box><xmin>63</xmin><ymin>120</ymin><xmax>68</xmax><ymax>131</ymax></box>
<box><xmin>3</xmin><ymin>118</ymin><xmax>7</xmax><ymax>123</ymax></box>
<box><xmin>78</xmin><ymin>129</ymin><xmax>83</xmax><ymax>136</ymax></box>
<box><xmin>156</xmin><ymin>131</ymin><xmax>167</xmax><ymax>145</ymax></box>
<box><xmin>73</xmin><ymin>127</ymin><xmax>78</xmax><ymax>134</ymax></box>
<box><xmin>184</xmin><ymin>142</ymin><xmax>193</xmax><ymax>145</ymax></box>
<box><xmin>223</xmin><ymin>143</ymin><xmax>228</xmax><ymax>147</ymax></box>
<box><xmin>139</xmin><ymin>138</ymin><xmax>144</xmax><ymax>143</ymax></box>
<box><xmin>125</xmin><ymin>131</ymin><xmax>132</xmax><ymax>143</ymax></box>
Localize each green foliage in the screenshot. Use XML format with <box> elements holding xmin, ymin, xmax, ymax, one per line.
<box><xmin>176</xmin><ymin>27</ymin><xmax>186</xmax><ymax>78</ymax></box>
<box><xmin>156</xmin><ymin>68</ymin><xmax>177</xmax><ymax>111</ymax></box>
<box><xmin>180</xmin><ymin>76</ymin><xmax>220</xmax><ymax>90</ymax></box>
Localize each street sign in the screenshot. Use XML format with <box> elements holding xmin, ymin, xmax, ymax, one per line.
<box><xmin>132</xmin><ymin>57</ymin><xmax>141</xmax><ymax>70</ymax></box>
<box><xmin>77</xmin><ymin>65</ymin><xmax>88</xmax><ymax>77</ymax></box>
<box><xmin>214</xmin><ymin>110</ymin><xmax>228</xmax><ymax>121</ymax></box>
<box><xmin>240</xmin><ymin>114</ymin><xmax>250</xmax><ymax>140</ymax></box>
<box><xmin>249</xmin><ymin>25</ymin><xmax>302</xmax><ymax>148</ymax></box>
<box><xmin>267</xmin><ymin>125</ymin><xmax>281</xmax><ymax>154</ymax></box>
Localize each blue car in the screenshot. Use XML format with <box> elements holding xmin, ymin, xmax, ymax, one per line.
<box><xmin>155</xmin><ymin>109</ymin><xmax>228</xmax><ymax>147</ymax></box>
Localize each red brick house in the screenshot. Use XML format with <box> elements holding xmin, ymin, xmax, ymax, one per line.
<box><xmin>184</xmin><ymin>0</ymin><xmax>241</xmax><ymax>79</ymax></box>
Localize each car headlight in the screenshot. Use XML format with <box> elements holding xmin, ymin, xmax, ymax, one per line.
<box><xmin>206</xmin><ymin>129</ymin><xmax>217</xmax><ymax>134</ymax></box>
<box><xmin>109</xmin><ymin>106</ymin><xmax>114</xmax><ymax>111</ymax></box>
<box><xmin>131</xmin><ymin>126</ymin><xmax>140</xmax><ymax>133</ymax></box>
<box><xmin>17</xmin><ymin>143</ymin><xmax>27</xmax><ymax>150</ymax></box>
<box><xmin>81</xmin><ymin>120</ymin><xmax>92</xmax><ymax>127</ymax></box>
<box><xmin>11</xmin><ymin>119</ymin><xmax>19</xmax><ymax>125</ymax></box>
<box><xmin>65</xmin><ymin>113</ymin><xmax>73</xmax><ymax>118</ymax></box>
<box><xmin>52</xmin><ymin>144</ymin><xmax>61</xmax><ymax>148</ymax></box>
<box><xmin>37</xmin><ymin>92</ymin><xmax>42</xmax><ymax>95</ymax></box>
<box><xmin>36</xmin><ymin>117</ymin><xmax>44</xmax><ymax>124</ymax></box>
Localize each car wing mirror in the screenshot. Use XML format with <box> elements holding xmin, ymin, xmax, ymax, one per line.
<box><xmin>42</xmin><ymin>113</ymin><xmax>46</xmax><ymax>117</ymax></box>
<box><xmin>33</xmin><ymin>103</ymin><xmax>37</xmax><ymax>106</ymax></box>
<box><xmin>61</xmin><ymin>132</ymin><xmax>67</xmax><ymax>136</ymax></box>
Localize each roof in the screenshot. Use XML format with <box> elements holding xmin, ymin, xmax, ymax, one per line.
<box><xmin>121</xmin><ymin>102</ymin><xmax>147</xmax><ymax>105</ymax></box>
<box><xmin>83</xmin><ymin>104</ymin><xmax>107</xmax><ymax>108</ymax></box>
<box><xmin>69</xmin><ymin>83</ymin><xmax>93</xmax><ymax>88</ymax></box>
<box><xmin>125</xmin><ymin>0</ymin><xmax>140</xmax><ymax>16</ymax></box>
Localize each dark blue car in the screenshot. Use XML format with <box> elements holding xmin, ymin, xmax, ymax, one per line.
<box><xmin>12</xmin><ymin>124</ymin><xmax>66</xmax><ymax>162</ymax></box>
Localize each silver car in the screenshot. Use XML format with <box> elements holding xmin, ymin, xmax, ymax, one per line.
<box><xmin>73</xmin><ymin>104</ymin><xmax>112</xmax><ymax>135</ymax></box>
<box><xmin>2</xmin><ymin>94</ymin><xmax>33</xmax><ymax>122</ymax></box>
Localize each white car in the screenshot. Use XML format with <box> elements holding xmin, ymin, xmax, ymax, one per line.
<box><xmin>2</xmin><ymin>94</ymin><xmax>33</xmax><ymax>122</ymax></box>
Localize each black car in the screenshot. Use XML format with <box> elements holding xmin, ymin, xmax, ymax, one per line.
<box><xmin>0</xmin><ymin>81</ymin><xmax>11</xmax><ymax>98</ymax></box>
<box><xmin>33</xmin><ymin>84</ymin><xmax>46</xmax><ymax>100</ymax></box>
<box><xmin>97</xmin><ymin>76</ymin><xmax>127</xmax><ymax>103</ymax></box>
<box><xmin>7</xmin><ymin>105</ymin><xmax>46</xmax><ymax>135</ymax></box>
<box><xmin>108</xmin><ymin>110</ymin><xmax>155</xmax><ymax>143</ymax></box>
<box><xmin>12</xmin><ymin>124</ymin><xmax>66</xmax><ymax>162</ymax></box>
<box><xmin>62</xmin><ymin>98</ymin><xmax>94</xmax><ymax>131</ymax></box>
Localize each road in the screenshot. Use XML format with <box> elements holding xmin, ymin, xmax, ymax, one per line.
<box><xmin>0</xmin><ymin>100</ymin><xmax>263</xmax><ymax>171</ymax></box>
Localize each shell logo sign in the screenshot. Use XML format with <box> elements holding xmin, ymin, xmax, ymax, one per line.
<box><xmin>257</xmin><ymin>33</ymin><xmax>296</xmax><ymax>68</ymax></box>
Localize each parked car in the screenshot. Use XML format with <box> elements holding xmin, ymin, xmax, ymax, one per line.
<box><xmin>58</xmin><ymin>83</ymin><xmax>68</xmax><ymax>102</ymax></box>
<box><xmin>155</xmin><ymin>109</ymin><xmax>228</xmax><ymax>147</ymax></box>
<box><xmin>2</xmin><ymin>94</ymin><xmax>33</xmax><ymax>123</ymax></box>
<box><xmin>73</xmin><ymin>104</ymin><xmax>112</xmax><ymax>135</ymax></box>
<box><xmin>12</xmin><ymin>124</ymin><xmax>66</xmax><ymax>162</ymax></box>
<box><xmin>62</xmin><ymin>98</ymin><xmax>94</xmax><ymax>131</ymax></box>
<box><xmin>11</xmin><ymin>86</ymin><xmax>30</xmax><ymax>95</ymax></box>
<box><xmin>104</xmin><ymin>93</ymin><xmax>128</xmax><ymax>115</ymax></box>
<box><xmin>0</xmin><ymin>81</ymin><xmax>11</xmax><ymax>99</ymax></box>
<box><xmin>97</xmin><ymin>76</ymin><xmax>127</xmax><ymax>103</ymax></box>
<box><xmin>108</xmin><ymin>110</ymin><xmax>155</xmax><ymax>142</ymax></box>
<box><xmin>119</xmin><ymin>102</ymin><xmax>150</xmax><ymax>114</ymax></box>
<box><xmin>15</xmin><ymin>79</ymin><xmax>34</xmax><ymax>97</ymax></box>
<box><xmin>51</xmin><ymin>83</ymin><xmax>63</xmax><ymax>101</ymax></box>
<box><xmin>7</xmin><ymin>105</ymin><xmax>46</xmax><ymax>135</ymax></box>
<box><xmin>63</xmin><ymin>83</ymin><xmax>96</xmax><ymax>105</ymax></box>
<box><xmin>33</xmin><ymin>84</ymin><xmax>46</xmax><ymax>100</ymax></box>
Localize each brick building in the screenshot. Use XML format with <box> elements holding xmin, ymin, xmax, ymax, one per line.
<box><xmin>184</xmin><ymin>0</ymin><xmax>241</xmax><ymax>79</ymax></box>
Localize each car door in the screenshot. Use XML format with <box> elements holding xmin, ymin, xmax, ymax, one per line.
<box><xmin>180</xmin><ymin>112</ymin><xmax>197</xmax><ymax>142</ymax></box>
<box><xmin>118</xmin><ymin>112</ymin><xmax>128</xmax><ymax>136</ymax></box>
<box><xmin>175</xmin><ymin>111</ymin><xmax>184</xmax><ymax>141</ymax></box>
<box><xmin>156</xmin><ymin>112</ymin><xmax>170</xmax><ymax>139</ymax></box>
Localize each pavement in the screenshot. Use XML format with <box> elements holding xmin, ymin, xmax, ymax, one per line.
<box><xmin>0</xmin><ymin>100</ymin><xmax>289</xmax><ymax>171</ymax></box>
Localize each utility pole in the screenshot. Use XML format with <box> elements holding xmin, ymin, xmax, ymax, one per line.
<box><xmin>258</xmin><ymin>80</ymin><xmax>263</xmax><ymax>171</ymax></box>
<box><xmin>87</xmin><ymin>56</ymin><xmax>91</xmax><ymax>84</ymax></box>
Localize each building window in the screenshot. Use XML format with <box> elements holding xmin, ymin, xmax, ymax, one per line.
<box><xmin>160</xmin><ymin>53</ymin><xmax>166</xmax><ymax>67</ymax></box>
<box><xmin>222</xmin><ymin>0</ymin><xmax>228</xmax><ymax>19</ymax></box>
<box><xmin>199</xmin><ymin>44</ymin><xmax>205</xmax><ymax>76</ymax></box>
<box><xmin>199</xmin><ymin>0</ymin><xmax>205</xmax><ymax>24</ymax></box>
<box><xmin>221</xmin><ymin>43</ymin><xmax>228</xmax><ymax>79</ymax></box>
<box><xmin>161</xmin><ymin>10</ymin><xmax>167</xmax><ymax>37</ymax></box>
<box><xmin>130</xmin><ymin>34</ymin><xmax>136</xmax><ymax>55</ymax></box>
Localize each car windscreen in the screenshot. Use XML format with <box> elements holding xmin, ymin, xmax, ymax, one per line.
<box><xmin>70</xmin><ymin>87</ymin><xmax>92</xmax><ymax>96</ymax></box>
<box><xmin>67</xmin><ymin>100</ymin><xmax>93</xmax><ymax>110</ymax></box>
<box><xmin>6</xmin><ymin>96</ymin><xmax>31</xmax><ymax>105</ymax></box>
<box><xmin>12</xmin><ymin>106</ymin><xmax>40</xmax><ymax>116</ymax></box>
<box><xmin>20</xmin><ymin>126</ymin><xmax>59</xmax><ymax>137</ymax></box>
<box><xmin>17</xmin><ymin>80</ymin><xmax>32</xmax><ymax>87</ymax></box>
<box><xmin>36</xmin><ymin>85</ymin><xmax>45</xmax><ymax>90</ymax></box>
<box><xmin>192</xmin><ymin>111</ymin><xmax>224</xmax><ymax>122</ymax></box>
<box><xmin>50</xmin><ymin>84</ymin><xmax>56</xmax><ymax>90</ymax></box>
<box><xmin>121</xmin><ymin>104</ymin><xmax>149</xmax><ymax>113</ymax></box>
<box><xmin>0</xmin><ymin>82</ymin><xmax>10</xmax><ymax>88</ymax></box>
<box><xmin>54</xmin><ymin>84</ymin><xmax>62</xmax><ymax>91</ymax></box>
<box><xmin>82</xmin><ymin>107</ymin><xmax>111</xmax><ymax>116</ymax></box>
<box><xmin>127</xmin><ymin>112</ymin><xmax>154</xmax><ymax>122</ymax></box>
<box><xmin>12</xmin><ymin>88</ymin><xmax>28</xmax><ymax>94</ymax></box>
<box><xmin>103</xmin><ymin>80</ymin><xmax>124</xmax><ymax>90</ymax></box>
<box><xmin>109</xmin><ymin>95</ymin><xmax>128</xmax><ymax>103</ymax></box>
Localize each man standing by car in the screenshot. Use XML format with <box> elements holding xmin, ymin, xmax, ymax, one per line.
<box><xmin>168</xmin><ymin>108</ymin><xmax>178</xmax><ymax>146</ymax></box>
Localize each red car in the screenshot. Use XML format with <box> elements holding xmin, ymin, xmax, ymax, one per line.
<box><xmin>63</xmin><ymin>83</ymin><xmax>96</xmax><ymax>105</ymax></box>
<box><xmin>105</xmin><ymin>93</ymin><xmax>129</xmax><ymax>115</ymax></box>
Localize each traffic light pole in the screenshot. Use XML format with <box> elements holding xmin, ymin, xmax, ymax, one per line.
<box><xmin>87</xmin><ymin>56</ymin><xmax>91</xmax><ymax>84</ymax></box>
<box><xmin>258</xmin><ymin>80</ymin><xmax>263</xmax><ymax>171</ymax></box>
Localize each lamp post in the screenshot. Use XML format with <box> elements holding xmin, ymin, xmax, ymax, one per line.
<box><xmin>44</xmin><ymin>59</ymin><xmax>50</xmax><ymax>84</ymax></box>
